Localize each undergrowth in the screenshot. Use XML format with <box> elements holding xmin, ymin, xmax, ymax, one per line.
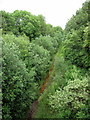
<box><xmin>34</xmin><ymin>51</ymin><xmax>90</xmax><ymax>118</ymax></box>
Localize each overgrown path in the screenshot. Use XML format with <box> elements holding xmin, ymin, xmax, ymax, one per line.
<box><xmin>40</xmin><ymin>63</ymin><xmax>54</xmax><ymax>94</ymax></box>
<box><xmin>26</xmin><ymin>63</ymin><xmax>54</xmax><ymax>120</ymax></box>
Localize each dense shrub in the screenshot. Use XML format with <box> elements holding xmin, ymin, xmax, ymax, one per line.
<box><xmin>2</xmin><ymin>1</ymin><xmax>90</xmax><ymax>119</ymax></box>
<box><xmin>63</xmin><ymin>29</ymin><xmax>90</xmax><ymax>68</ymax></box>
<box><xmin>49</xmin><ymin>74</ymin><xmax>89</xmax><ymax>118</ymax></box>
<box><xmin>2</xmin><ymin>34</ymin><xmax>30</xmax><ymax>59</ymax></box>
<box><xmin>63</xmin><ymin>1</ymin><xmax>90</xmax><ymax>69</ymax></box>
<box><xmin>2</xmin><ymin>41</ymin><xmax>38</xmax><ymax>120</ymax></box>
<box><xmin>34</xmin><ymin>51</ymin><xmax>90</xmax><ymax>119</ymax></box>
<box><xmin>25</xmin><ymin>43</ymin><xmax>51</xmax><ymax>81</ymax></box>
<box><xmin>2</xmin><ymin>33</ymin><xmax>53</xmax><ymax>119</ymax></box>
<box><xmin>32</xmin><ymin>36</ymin><xmax>56</xmax><ymax>56</ymax></box>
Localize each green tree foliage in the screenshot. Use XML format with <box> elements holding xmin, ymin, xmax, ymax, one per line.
<box><xmin>37</xmin><ymin>14</ymin><xmax>47</xmax><ymax>36</ymax></box>
<box><xmin>32</xmin><ymin>32</ymin><xmax>63</xmax><ymax>58</ymax></box>
<box><xmin>2</xmin><ymin>33</ymin><xmax>54</xmax><ymax>119</ymax></box>
<box><xmin>0</xmin><ymin>11</ymin><xmax>15</xmax><ymax>34</ymax></box>
<box><xmin>35</xmin><ymin>52</ymin><xmax>90</xmax><ymax>118</ymax></box>
<box><xmin>63</xmin><ymin>1</ymin><xmax>90</xmax><ymax>69</ymax></box>
<box><xmin>3</xmin><ymin>34</ymin><xmax>30</xmax><ymax>59</ymax></box>
<box><xmin>65</xmin><ymin>1</ymin><xmax>88</xmax><ymax>32</ymax></box>
<box><xmin>32</xmin><ymin>36</ymin><xmax>55</xmax><ymax>56</ymax></box>
<box><xmin>12</xmin><ymin>10</ymin><xmax>42</xmax><ymax>40</ymax></box>
<box><xmin>1</xmin><ymin>10</ymin><xmax>57</xmax><ymax>41</ymax></box>
<box><xmin>63</xmin><ymin>29</ymin><xmax>90</xmax><ymax>68</ymax></box>
<box><xmin>45</xmin><ymin>24</ymin><xmax>54</xmax><ymax>37</ymax></box>
<box><xmin>1</xmin><ymin>10</ymin><xmax>63</xmax><ymax>41</ymax></box>
<box><xmin>45</xmin><ymin>25</ymin><xmax>63</xmax><ymax>37</ymax></box>
<box><xmin>83</xmin><ymin>23</ymin><xmax>90</xmax><ymax>54</ymax></box>
<box><xmin>2</xmin><ymin>1</ymin><xmax>90</xmax><ymax>119</ymax></box>
<box><xmin>2</xmin><ymin>39</ymin><xmax>38</xmax><ymax>120</ymax></box>
<box><xmin>25</xmin><ymin>43</ymin><xmax>51</xmax><ymax>81</ymax></box>
<box><xmin>49</xmin><ymin>74</ymin><xmax>89</xmax><ymax>118</ymax></box>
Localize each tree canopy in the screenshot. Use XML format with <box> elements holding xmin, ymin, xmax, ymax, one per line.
<box><xmin>1</xmin><ymin>1</ymin><xmax>90</xmax><ymax>119</ymax></box>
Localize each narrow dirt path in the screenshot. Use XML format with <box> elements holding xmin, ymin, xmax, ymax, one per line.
<box><xmin>26</xmin><ymin>64</ymin><xmax>54</xmax><ymax>120</ymax></box>
<box><xmin>40</xmin><ymin>64</ymin><xmax>54</xmax><ymax>94</ymax></box>
<box><xmin>26</xmin><ymin>100</ymin><xmax>38</xmax><ymax>120</ymax></box>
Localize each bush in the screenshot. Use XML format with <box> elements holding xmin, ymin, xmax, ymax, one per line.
<box><xmin>63</xmin><ymin>1</ymin><xmax>90</xmax><ymax>69</ymax></box>
<box><xmin>25</xmin><ymin>43</ymin><xmax>51</xmax><ymax>81</ymax></box>
<box><xmin>2</xmin><ymin>34</ymin><xmax>30</xmax><ymax>60</ymax></box>
<box><xmin>2</xmin><ymin>41</ymin><xmax>38</xmax><ymax>120</ymax></box>
<box><xmin>49</xmin><ymin>72</ymin><xmax>89</xmax><ymax>118</ymax></box>
<box><xmin>32</xmin><ymin>36</ymin><xmax>56</xmax><ymax>56</ymax></box>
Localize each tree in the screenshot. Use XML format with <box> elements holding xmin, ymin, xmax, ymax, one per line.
<box><xmin>3</xmin><ymin>34</ymin><xmax>30</xmax><ymax>60</ymax></box>
<box><xmin>0</xmin><ymin>11</ymin><xmax>15</xmax><ymax>34</ymax></box>
<box><xmin>25</xmin><ymin>43</ymin><xmax>51</xmax><ymax>81</ymax></box>
<box><xmin>49</xmin><ymin>74</ymin><xmax>89</xmax><ymax>118</ymax></box>
<box><xmin>2</xmin><ymin>39</ymin><xmax>38</xmax><ymax>120</ymax></box>
<box><xmin>12</xmin><ymin>10</ymin><xmax>41</xmax><ymax>40</ymax></box>
<box><xmin>63</xmin><ymin>1</ymin><xmax>90</xmax><ymax>69</ymax></box>
<box><xmin>32</xmin><ymin>36</ymin><xmax>56</xmax><ymax>56</ymax></box>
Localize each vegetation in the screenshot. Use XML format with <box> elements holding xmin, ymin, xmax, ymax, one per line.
<box><xmin>64</xmin><ymin>1</ymin><xmax>90</xmax><ymax>68</ymax></box>
<box><xmin>1</xmin><ymin>0</ymin><xmax>90</xmax><ymax>119</ymax></box>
